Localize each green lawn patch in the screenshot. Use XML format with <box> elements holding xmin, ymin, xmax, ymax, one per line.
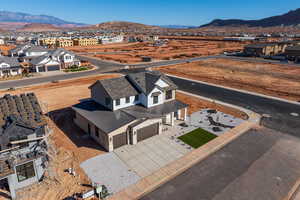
<box><xmin>178</xmin><ymin>128</ymin><xmax>217</xmax><ymax>148</ymax></box>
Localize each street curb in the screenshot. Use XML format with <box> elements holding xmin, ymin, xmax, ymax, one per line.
<box><xmin>107</xmin><ymin>94</ymin><xmax>261</xmax><ymax>200</ymax></box>
<box><xmin>167</xmin><ymin>74</ymin><xmax>300</xmax><ymax>106</ymax></box>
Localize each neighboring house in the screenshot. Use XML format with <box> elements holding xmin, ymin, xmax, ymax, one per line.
<box><xmin>55</xmin><ymin>39</ymin><xmax>74</xmax><ymax>47</ymax></box>
<box><xmin>285</xmin><ymin>45</ymin><xmax>300</xmax><ymax>62</ymax></box>
<box><xmin>73</xmin><ymin>38</ymin><xmax>99</xmax><ymax>46</ymax></box>
<box><xmin>21</xmin><ymin>46</ymin><xmax>49</xmax><ymax>62</ymax></box>
<box><xmin>0</xmin><ymin>56</ymin><xmax>22</xmax><ymax>77</ymax></box>
<box><xmin>244</xmin><ymin>43</ymin><xmax>279</xmax><ymax>56</ymax></box>
<box><xmin>29</xmin><ymin>48</ymin><xmax>80</xmax><ymax>72</ymax></box>
<box><xmin>9</xmin><ymin>44</ymin><xmax>32</xmax><ymax>57</ymax></box>
<box><xmin>0</xmin><ymin>93</ymin><xmax>48</xmax><ymax>200</ymax></box>
<box><xmin>72</xmin><ymin>71</ymin><xmax>188</xmax><ymax>152</ymax></box>
<box><xmin>100</xmin><ymin>35</ymin><xmax>124</xmax><ymax>44</ymax></box>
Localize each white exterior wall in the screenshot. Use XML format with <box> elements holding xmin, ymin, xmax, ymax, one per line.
<box><xmin>147</xmin><ymin>87</ymin><xmax>164</xmax><ymax>108</ymax></box>
<box><xmin>26</xmin><ymin>51</ymin><xmax>48</xmax><ymax>57</ymax></box>
<box><xmin>113</xmin><ymin>95</ymin><xmax>140</xmax><ymax>111</ymax></box>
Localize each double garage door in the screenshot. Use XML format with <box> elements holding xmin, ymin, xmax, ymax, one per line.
<box><xmin>112</xmin><ymin>123</ymin><xmax>160</xmax><ymax>149</ymax></box>
<box><xmin>137</xmin><ymin>123</ymin><xmax>159</xmax><ymax>142</ymax></box>
<box><xmin>47</xmin><ymin>65</ymin><xmax>60</xmax><ymax>71</ymax></box>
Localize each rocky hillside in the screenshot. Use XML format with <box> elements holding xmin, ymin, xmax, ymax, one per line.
<box><xmin>84</xmin><ymin>21</ymin><xmax>163</xmax><ymax>31</ymax></box>
<box><xmin>201</xmin><ymin>8</ymin><xmax>300</xmax><ymax>27</ymax></box>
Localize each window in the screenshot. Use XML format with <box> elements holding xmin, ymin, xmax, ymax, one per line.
<box><xmin>126</xmin><ymin>97</ymin><xmax>130</xmax><ymax>103</ymax></box>
<box><xmin>16</xmin><ymin>161</ymin><xmax>35</xmax><ymax>182</ymax></box>
<box><xmin>116</xmin><ymin>99</ymin><xmax>120</xmax><ymax>106</ymax></box>
<box><xmin>95</xmin><ymin>126</ymin><xmax>99</xmax><ymax>137</ymax></box>
<box><xmin>166</xmin><ymin>90</ymin><xmax>173</xmax><ymax>100</ymax></box>
<box><xmin>153</xmin><ymin>96</ymin><xmax>159</xmax><ymax>104</ymax></box>
<box><xmin>105</xmin><ymin>97</ymin><xmax>111</xmax><ymax>105</ymax></box>
<box><xmin>134</xmin><ymin>95</ymin><xmax>139</xmax><ymax>101</ymax></box>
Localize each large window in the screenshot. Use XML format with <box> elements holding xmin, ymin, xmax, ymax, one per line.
<box><xmin>16</xmin><ymin>161</ymin><xmax>35</xmax><ymax>182</ymax></box>
<box><xmin>166</xmin><ymin>90</ymin><xmax>173</xmax><ymax>100</ymax></box>
<box><xmin>125</xmin><ymin>97</ymin><xmax>130</xmax><ymax>103</ymax></box>
<box><xmin>115</xmin><ymin>99</ymin><xmax>120</xmax><ymax>106</ymax></box>
<box><xmin>153</xmin><ymin>96</ymin><xmax>159</xmax><ymax>104</ymax></box>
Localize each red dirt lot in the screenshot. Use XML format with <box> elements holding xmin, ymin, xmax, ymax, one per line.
<box><xmin>66</xmin><ymin>40</ymin><xmax>244</xmax><ymax>64</ymax></box>
<box><xmin>157</xmin><ymin>58</ymin><xmax>300</xmax><ymax>101</ymax></box>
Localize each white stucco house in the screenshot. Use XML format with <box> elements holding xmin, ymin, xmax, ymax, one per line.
<box><xmin>72</xmin><ymin>71</ymin><xmax>188</xmax><ymax>152</ymax></box>
<box><xmin>29</xmin><ymin>48</ymin><xmax>80</xmax><ymax>72</ymax></box>
<box><xmin>0</xmin><ymin>56</ymin><xmax>22</xmax><ymax>77</ymax></box>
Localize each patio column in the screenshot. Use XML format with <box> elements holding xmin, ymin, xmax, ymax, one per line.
<box><xmin>184</xmin><ymin>108</ymin><xmax>187</xmax><ymax>122</ymax></box>
<box><xmin>170</xmin><ymin>112</ymin><xmax>174</xmax><ymax>126</ymax></box>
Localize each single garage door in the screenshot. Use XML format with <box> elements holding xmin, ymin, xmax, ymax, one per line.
<box><xmin>38</xmin><ymin>66</ymin><xmax>46</xmax><ymax>72</ymax></box>
<box><xmin>113</xmin><ymin>132</ymin><xmax>127</xmax><ymax>149</ymax></box>
<box><xmin>137</xmin><ymin>123</ymin><xmax>159</xmax><ymax>142</ymax></box>
<box><xmin>47</xmin><ymin>65</ymin><xmax>60</xmax><ymax>71</ymax></box>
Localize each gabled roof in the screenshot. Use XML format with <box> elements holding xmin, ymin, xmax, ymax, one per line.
<box><xmin>127</xmin><ymin>71</ymin><xmax>177</xmax><ymax>95</ymax></box>
<box><xmin>29</xmin><ymin>54</ymin><xmax>50</xmax><ymax>65</ymax></box>
<box><xmin>72</xmin><ymin>100</ymin><xmax>136</xmax><ymax>133</ymax></box>
<box><xmin>24</xmin><ymin>46</ymin><xmax>48</xmax><ymax>53</ymax></box>
<box><xmin>91</xmin><ymin>76</ymin><xmax>139</xmax><ymax>100</ymax></box>
<box><xmin>0</xmin><ymin>56</ymin><xmax>20</xmax><ymax>67</ymax></box>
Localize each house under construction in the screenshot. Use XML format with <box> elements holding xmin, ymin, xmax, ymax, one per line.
<box><xmin>0</xmin><ymin>93</ymin><xmax>49</xmax><ymax>200</ymax></box>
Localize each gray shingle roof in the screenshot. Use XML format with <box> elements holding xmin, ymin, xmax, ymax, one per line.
<box><xmin>122</xmin><ymin>100</ymin><xmax>188</xmax><ymax>117</ymax></box>
<box><xmin>0</xmin><ymin>56</ymin><xmax>20</xmax><ymax>68</ymax></box>
<box><xmin>127</xmin><ymin>71</ymin><xmax>177</xmax><ymax>95</ymax></box>
<box><xmin>72</xmin><ymin>100</ymin><xmax>136</xmax><ymax>133</ymax></box>
<box><xmin>29</xmin><ymin>54</ymin><xmax>50</xmax><ymax>65</ymax></box>
<box><xmin>95</xmin><ymin>76</ymin><xmax>139</xmax><ymax>100</ymax></box>
<box><xmin>72</xmin><ymin>99</ymin><xmax>188</xmax><ymax>134</ymax></box>
<box><xmin>24</xmin><ymin>46</ymin><xmax>48</xmax><ymax>53</ymax></box>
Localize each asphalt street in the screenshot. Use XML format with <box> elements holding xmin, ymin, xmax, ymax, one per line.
<box><xmin>168</xmin><ymin>76</ymin><xmax>300</xmax><ymax>136</ymax></box>
<box><xmin>141</xmin><ymin>128</ymin><xmax>300</xmax><ymax>200</ymax></box>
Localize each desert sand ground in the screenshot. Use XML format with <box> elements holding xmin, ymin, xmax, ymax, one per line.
<box><xmin>157</xmin><ymin>58</ymin><xmax>300</xmax><ymax>101</ymax></box>
<box><xmin>66</xmin><ymin>40</ymin><xmax>244</xmax><ymax>64</ymax></box>
<box><xmin>0</xmin><ymin>73</ymin><xmax>245</xmax><ymax>200</ymax></box>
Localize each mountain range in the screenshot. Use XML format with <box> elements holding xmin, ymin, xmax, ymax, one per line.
<box><xmin>201</xmin><ymin>8</ymin><xmax>300</xmax><ymax>27</ymax></box>
<box><xmin>0</xmin><ymin>9</ymin><xmax>300</xmax><ymax>32</ymax></box>
<box><xmin>0</xmin><ymin>11</ymin><xmax>84</xmax><ymax>27</ymax></box>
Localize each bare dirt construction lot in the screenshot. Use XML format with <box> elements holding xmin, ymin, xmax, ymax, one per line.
<box><xmin>0</xmin><ymin>73</ymin><xmax>246</xmax><ymax>200</ymax></box>
<box><xmin>66</xmin><ymin>40</ymin><xmax>244</xmax><ymax>64</ymax></box>
<box><xmin>157</xmin><ymin>58</ymin><xmax>300</xmax><ymax>101</ymax></box>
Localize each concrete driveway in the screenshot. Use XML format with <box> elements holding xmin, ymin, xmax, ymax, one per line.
<box><xmin>80</xmin><ymin>153</ymin><xmax>140</xmax><ymax>194</ymax></box>
<box><xmin>114</xmin><ymin>134</ymin><xmax>191</xmax><ymax>177</ymax></box>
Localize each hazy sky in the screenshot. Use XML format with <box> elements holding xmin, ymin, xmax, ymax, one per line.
<box><xmin>2</xmin><ymin>0</ymin><xmax>300</xmax><ymax>25</ymax></box>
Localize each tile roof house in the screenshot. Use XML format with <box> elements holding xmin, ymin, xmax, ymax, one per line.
<box><xmin>72</xmin><ymin>71</ymin><xmax>188</xmax><ymax>152</ymax></box>
<box><xmin>0</xmin><ymin>93</ymin><xmax>48</xmax><ymax>200</ymax></box>
<box><xmin>0</xmin><ymin>56</ymin><xmax>22</xmax><ymax>77</ymax></box>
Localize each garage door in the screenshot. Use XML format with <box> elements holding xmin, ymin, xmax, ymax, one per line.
<box><xmin>113</xmin><ymin>132</ymin><xmax>127</xmax><ymax>149</ymax></box>
<box><xmin>137</xmin><ymin>123</ymin><xmax>159</xmax><ymax>142</ymax></box>
<box><xmin>47</xmin><ymin>65</ymin><xmax>60</xmax><ymax>71</ymax></box>
<box><xmin>38</xmin><ymin>66</ymin><xmax>46</xmax><ymax>72</ymax></box>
